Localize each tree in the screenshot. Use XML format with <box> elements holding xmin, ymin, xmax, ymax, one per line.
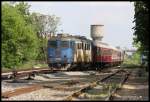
<box><xmin>133</xmin><ymin>1</ymin><xmax>149</xmax><ymax>66</ymax></box>
<box><xmin>2</xmin><ymin>2</ymin><xmax>61</xmax><ymax>69</ymax></box>
<box><xmin>30</xmin><ymin>13</ymin><xmax>61</xmax><ymax>62</ymax></box>
<box><xmin>15</xmin><ymin>2</ymin><xmax>31</xmax><ymax>22</ymax></box>
<box><xmin>31</xmin><ymin>13</ymin><xmax>61</xmax><ymax>38</ymax></box>
<box><xmin>2</xmin><ymin>3</ymin><xmax>39</xmax><ymax>69</ymax></box>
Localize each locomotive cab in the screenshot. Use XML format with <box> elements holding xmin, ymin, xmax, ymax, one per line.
<box><xmin>47</xmin><ymin>36</ymin><xmax>74</xmax><ymax>69</ymax></box>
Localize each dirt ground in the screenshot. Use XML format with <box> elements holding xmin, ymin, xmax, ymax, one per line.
<box><xmin>113</xmin><ymin>68</ymin><xmax>149</xmax><ymax>100</ymax></box>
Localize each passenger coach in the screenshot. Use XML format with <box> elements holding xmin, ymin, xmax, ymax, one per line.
<box><xmin>92</xmin><ymin>40</ymin><xmax>124</xmax><ymax>68</ymax></box>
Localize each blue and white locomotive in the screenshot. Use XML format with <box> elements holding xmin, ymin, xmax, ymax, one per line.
<box><xmin>47</xmin><ymin>34</ymin><xmax>92</xmax><ymax>70</ymax></box>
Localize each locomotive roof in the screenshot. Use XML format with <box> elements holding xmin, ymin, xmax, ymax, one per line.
<box><xmin>48</xmin><ymin>33</ymin><xmax>92</xmax><ymax>43</ymax></box>
<box><xmin>93</xmin><ymin>40</ymin><xmax>121</xmax><ymax>51</ymax></box>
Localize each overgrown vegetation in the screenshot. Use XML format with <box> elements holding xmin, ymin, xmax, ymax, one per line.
<box><xmin>121</xmin><ymin>51</ymin><xmax>141</xmax><ymax>68</ymax></box>
<box><xmin>133</xmin><ymin>1</ymin><xmax>149</xmax><ymax>66</ymax></box>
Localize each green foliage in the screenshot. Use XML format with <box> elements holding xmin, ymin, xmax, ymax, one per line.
<box><xmin>122</xmin><ymin>51</ymin><xmax>141</xmax><ymax>67</ymax></box>
<box><xmin>2</xmin><ymin>2</ymin><xmax>61</xmax><ymax>69</ymax></box>
<box><xmin>36</xmin><ymin>38</ymin><xmax>48</xmax><ymax>61</ymax></box>
<box><xmin>2</xmin><ymin>3</ymin><xmax>39</xmax><ymax>69</ymax></box>
<box><xmin>133</xmin><ymin>1</ymin><xmax>149</xmax><ymax>62</ymax></box>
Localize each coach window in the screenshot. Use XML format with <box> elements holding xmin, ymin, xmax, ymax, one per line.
<box><xmin>97</xmin><ymin>47</ymin><xmax>100</xmax><ymax>55</ymax></box>
<box><xmin>78</xmin><ymin>43</ymin><xmax>81</xmax><ymax>49</ymax></box>
<box><xmin>87</xmin><ymin>44</ymin><xmax>88</xmax><ymax>50</ymax></box>
<box><xmin>97</xmin><ymin>47</ymin><xmax>99</xmax><ymax>55</ymax></box>
<box><xmin>86</xmin><ymin>44</ymin><xmax>88</xmax><ymax>50</ymax></box>
<box><xmin>88</xmin><ymin>44</ymin><xmax>91</xmax><ymax>50</ymax></box>
<box><xmin>78</xmin><ymin>43</ymin><xmax>80</xmax><ymax>49</ymax></box>
<box><xmin>87</xmin><ymin>44</ymin><xmax>90</xmax><ymax>50</ymax></box>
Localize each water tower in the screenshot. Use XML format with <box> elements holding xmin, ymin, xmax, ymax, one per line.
<box><xmin>90</xmin><ymin>25</ymin><xmax>104</xmax><ymax>41</ymax></box>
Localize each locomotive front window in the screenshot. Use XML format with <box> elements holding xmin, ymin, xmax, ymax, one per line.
<box><xmin>61</xmin><ymin>41</ymin><xmax>69</xmax><ymax>48</ymax></box>
<box><xmin>49</xmin><ymin>41</ymin><xmax>57</xmax><ymax>48</ymax></box>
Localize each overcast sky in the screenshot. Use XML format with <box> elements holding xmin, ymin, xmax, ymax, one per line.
<box><xmin>27</xmin><ymin>1</ymin><xmax>135</xmax><ymax>49</ymax></box>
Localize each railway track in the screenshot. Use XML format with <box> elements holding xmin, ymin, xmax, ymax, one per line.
<box><xmin>2</xmin><ymin>67</ymin><xmax>130</xmax><ymax>100</ymax></box>
<box><xmin>64</xmin><ymin>69</ymin><xmax>131</xmax><ymax>101</ymax></box>
<box><xmin>1</xmin><ymin>68</ymin><xmax>66</xmax><ymax>80</ymax></box>
<box><xmin>106</xmin><ymin>71</ymin><xmax>131</xmax><ymax>101</ymax></box>
<box><xmin>1</xmin><ymin>65</ymin><xmax>118</xmax><ymax>80</ymax></box>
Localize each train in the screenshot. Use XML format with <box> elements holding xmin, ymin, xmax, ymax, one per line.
<box><xmin>47</xmin><ymin>25</ymin><xmax>124</xmax><ymax>70</ymax></box>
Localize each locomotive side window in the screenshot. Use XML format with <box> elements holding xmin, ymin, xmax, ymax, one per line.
<box><xmin>86</xmin><ymin>44</ymin><xmax>89</xmax><ymax>50</ymax></box>
<box><xmin>88</xmin><ymin>44</ymin><xmax>90</xmax><ymax>50</ymax></box>
<box><xmin>70</xmin><ymin>41</ymin><xmax>74</xmax><ymax>48</ymax></box>
<box><xmin>61</xmin><ymin>41</ymin><xmax>69</xmax><ymax>48</ymax></box>
<box><xmin>78</xmin><ymin>43</ymin><xmax>81</xmax><ymax>49</ymax></box>
<box><xmin>82</xmin><ymin>43</ymin><xmax>84</xmax><ymax>49</ymax></box>
<box><xmin>49</xmin><ymin>41</ymin><xmax>57</xmax><ymax>48</ymax></box>
<box><xmin>86</xmin><ymin>44</ymin><xmax>87</xmax><ymax>50</ymax></box>
<box><xmin>78</xmin><ymin>43</ymin><xmax>80</xmax><ymax>49</ymax></box>
<box><xmin>85</xmin><ymin>44</ymin><xmax>87</xmax><ymax>50</ymax></box>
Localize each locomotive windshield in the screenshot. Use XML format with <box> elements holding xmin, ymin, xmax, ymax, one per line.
<box><xmin>61</xmin><ymin>41</ymin><xmax>69</xmax><ymax>48</ymax></box>
<box><xmin>48</xmin><ymin>41</ymin><xmax>57</xmax><ymax>48</ymax></box>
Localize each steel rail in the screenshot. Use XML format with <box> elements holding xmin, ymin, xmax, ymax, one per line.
<box><xmin>105</xmin><ymin>71</ymin><xmax>131</xmax><ymax>100</ymax></box>
<box><xmin>64</xmin><ymin>69</ymin><xmax>123</xmax><ymax>101</ymax></box>
<box><xmin>1</xmin><ymin>68</ymin><xmax>61</xmax><ymax>80</ymax></box>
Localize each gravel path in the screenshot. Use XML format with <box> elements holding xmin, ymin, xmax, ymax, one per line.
<box><xmin>2</xmin><ymin>71</ymin><xmax>101</xmax><ymax>100</ymax></box>
<box><xmin>2</xmin><ymin>69</ymin><xmax>147</xmax><ymax>101</ymax></box>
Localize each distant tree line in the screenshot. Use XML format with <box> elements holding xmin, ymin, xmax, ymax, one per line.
<box><xmin>2</xmin><ymin>2</ymin><xmax>61</xmax><ymax>69</ymax></box>
<box><xmin>133</xmin><ymin>1</ymin><xmax>149</xmax><ymax>68</ymax></box>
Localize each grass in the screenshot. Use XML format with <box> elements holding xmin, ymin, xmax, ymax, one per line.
<box><xmin>2</xmin><ymin>61</ymin><xmax>48</xmax><ymax>73</ymax></box>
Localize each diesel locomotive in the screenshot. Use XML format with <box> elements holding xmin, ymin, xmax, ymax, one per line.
<box><xmin>47</xmin><ymin>25</ymin><xmax>124</xmax><ymax>70</ymax></box>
